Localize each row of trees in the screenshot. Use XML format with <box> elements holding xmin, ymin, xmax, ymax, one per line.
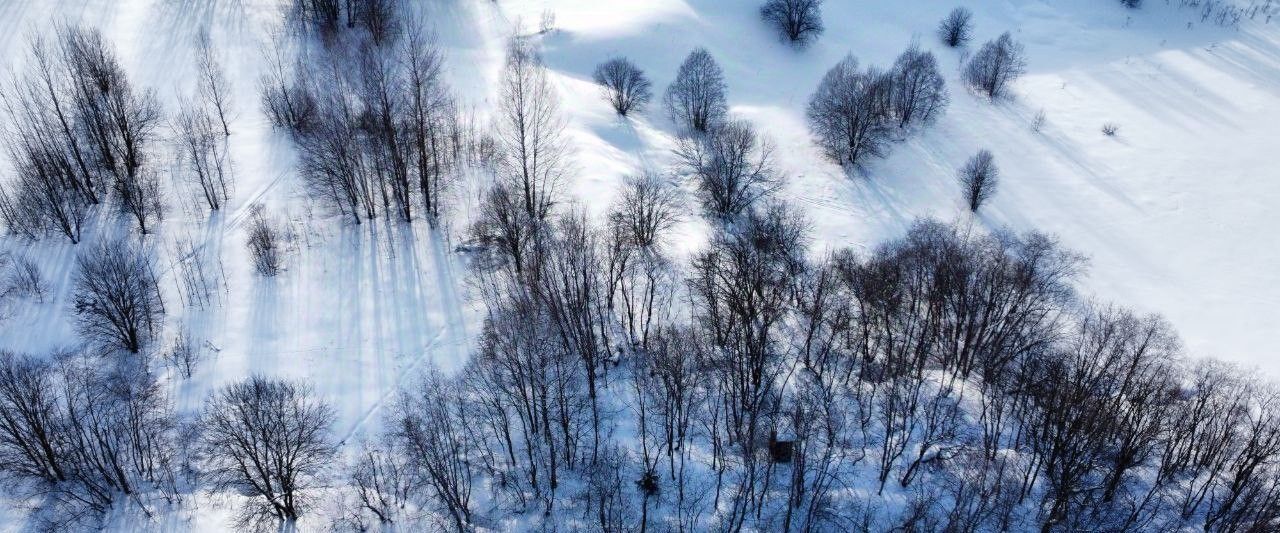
<box><xmin>10</xmin><ymin>205</ymin><xmax>1280</xmax><ymax>531</ymax></box>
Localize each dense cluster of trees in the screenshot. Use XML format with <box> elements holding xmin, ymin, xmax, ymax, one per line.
<box><xmin>357</xmin><ymin>186</ymin><xmax>1280</xmax><ymax>531</ymax></box>
<box><xmin>1</xmin><ymin>3</ymin><xmax>1278</xmax><ymax>532</ymax></box>
<box><xmin>264</xmin><ymin>4</ymin><xmax>476</xmax><ymax>225</ymax></box>
<box><xmin>807</xmin><ymin>44</ymin><xmax>949</xmax><ymax>170</ymax></box>
<box><xmin>0</xmin><ymin>25</ymin><xmax>164</xmax><ymax>241</ymax></box>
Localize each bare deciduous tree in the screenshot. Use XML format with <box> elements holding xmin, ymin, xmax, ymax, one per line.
<box><xmin>963</xmin><ymin>32</ymin><xmax>1026</xmax><ymax>100</ymax></box>
<box><xmin>496</xmin><ymin>37</ymin><xmax>568</xmax><ymax>221</ymax></box>
<box><xmin>173</xmin><ymin>97</ymin><xmax>231</xmax><ymax>211</ymax></box>
<box><xmin>938</xmin><ymin>7</ymin><xmax>974</xmax><ymax>47</ymax></box>
<box><xmin>607</xmin><ymin>170</ymin><xmax>682</xmax><ymax>250</ymax></box>
<box><xmin>676</xmin><ymin>119</ymin><xmax>781</xmax><ymax>219</ymax></box>
<box><xmin>664</xmin><ymin>48</ymin><xmax>728</xmax><ymax>135</ymax></box>
<box><xmin>195</xmin><ymin>30</ymin><xmax>232</xmax><ymax>136</ymax></box>
<box><xmin>197</xmin><ymin>376</ymin><xmax>336</xmax><ymax>528</ymax></box>
<box><xmin>760</xmin><ymin>0</ymin><xmax>825</xmax><ymax>46</ymax></box>
<box><xmin>593</xmin><ymin>57</ymin><xmax>652</xmax><ymax>116</ymax></box>
<box><xmin>959</xmin><ymin>149</ymin><xmax>998</xmax><ymax>211</ymax></box>
<box><xmin>59</xmin><ymin>24</ymin><xmax>164</xmax><ymax>234</ymax></box>
<box><xmin>890</xmin><ymin>44</ymin><xmax>949</xmax><ymax>128</ymax></box>
<box><xmin>392</xmin><ymin>366</ymin><xmax>476</xmax><ymax>530</ymax></box>
<box><xmin>72</xmin><ymin>240</ymin><xmax>164</xmax><ymax>354</ymax></box>
<box><xmin>806</xmin><ymin>55</ymin><xmax>893</xmax><ymax>169</ymax></box>
<box><xmin>246</xmin><ymin>204</ymin><xmax>283</xmax><ymax>276</ymax></box>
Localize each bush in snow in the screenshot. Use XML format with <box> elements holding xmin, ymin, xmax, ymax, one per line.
<box><xmin>959</xmin><ymin>149</ymin><xmax>998</xmax><ymax>211</ymax></box>
<box><xmin>72</xmin><ymin>240</ymin><xmax>164</xmax><ymax>354</ymax></box>
<box><xmin>593</xmin><ymin>57</ymin><xmax>653</xmax><ymax>116</ymax></box>
<box><xmin>664</xmin><ymin>48</ymin><xmax>728</xmax><ymax>135</ymax></box>
<box><xmin>963</xmin><ymin>32</ymin><xmax>1027</xmax><ymax>100</ymax></box>
<box><xmin>1102</xmin><ymin>122</ymin><xmax>1119</xmax><ymax>136</ymax></box>
<box><xmin>760</xmin><ymin>0</ymin><xmax>825</xmax><ymax>46</ymax></box>
<box><xmin>1120</xmin><ymin>0</ymin><xmax>1142</xmax><ymax>8</ymax></box>
<box><xmin>938</xmin><ymin>7</ymin><xmax>974</xmax><ymax>47</ymax></box>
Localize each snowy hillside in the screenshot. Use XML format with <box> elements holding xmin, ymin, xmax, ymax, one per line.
<box><xmin>0</xmin><ymin>0</ymin><xmax>1278</xmax><ymax>531</ymax></box>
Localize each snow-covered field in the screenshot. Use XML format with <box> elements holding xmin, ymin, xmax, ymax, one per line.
<box><xmin>0</xmin><ymin>0</ymin><xmax>1278</xmax><ymax>529</ymax></box>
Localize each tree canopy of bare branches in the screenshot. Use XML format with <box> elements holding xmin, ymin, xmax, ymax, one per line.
<box><xmin>593</xmin><ymin>57</ymin><xmax>652</xmax><ymax>116</ymax></box>
<box><xmin>677</xmin><ymin>120</ymin><xmax>781</xmax><ymax>219</ymax></box>
<box><xmin>963</xmin><ymin>32</ymin><xmax>1026</xmax><ymax>100</ymax></box>
<box><xmin>959</xmin><ymin>149</ymin><xmax>998</xmax><ymax>211</ymax></box>
<box><xmin>72</xmin><ymin>240</ymin><xmax>164</xmax><ymax>354</ymax></box>
<box><xmin>197</xmin><ymin>376</ymin><xmax>336</xmax><ymax>528</ymax></box>
<box><xmin>664</xmin><ymin>48</ymin><xmax>728</xmax><ymax>135</ymax></box>
<box><xmin>938</xmin><ymin>7</ymin><xmax>973</xmax><ymax>47</ymax></box>
<box><xmin>496</xmin><ymin>37</ymin><xmax>568</xmax><ymax>222</ymax></box>
<box><xmin>760</xmin><ymin>0</ymin><xmax>825</xmax><ymax>46</ymax></box>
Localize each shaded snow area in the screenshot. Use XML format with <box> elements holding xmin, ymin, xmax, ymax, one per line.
<box><xmin>0</xmin><ymin>0</ymin><xmax>1276</xmax><ymax>531</ymax></box>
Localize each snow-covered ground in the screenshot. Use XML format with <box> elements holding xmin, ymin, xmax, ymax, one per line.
<box><xmin>0</xmin><ymin>0</ymin><xmax>1277</xmax><ymax>528</ymax></box>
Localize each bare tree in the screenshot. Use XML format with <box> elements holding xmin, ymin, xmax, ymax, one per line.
<box><xmin>593</xmin><ymin>57</ymin><xmax>652</xmax><ymax>117</ymax></box>
<box><xmin>354</xmin><ymin>0</ymin><xmax>401</xmax><ymax>46</ymax></box>
<box><xmin>59</xmin><ymin>24</ymin><xmax>164</xmax><ymax>234</ymax></box>
<box><xmin>0</xmin><ymin>350</ymin><xmax>180</xmax><ymax>528</ymax></box>
<box><xmin>402</xmin><ymin>21</ymin><xmax>456</xmax><ymax>223</ymax></box>
<box><xmin>195</xmin><ymin>29</ymin><xmax>232</xmax><ymax>136</ymax></box>
<box><xmin>346</xmin><ymin>442</ymin><xmax>417</xmax><ymax>528</ymax></box>
<box><xmin>0</xmin><ymin>351</ymin><xmax>66</xmax><ymax>485</ymax></box>
<box><xmin>72</xmin><ymin>240</ymin><xmax>164</xmax><ymax>354</ymax></box>
<box><xmin>295</xmin><ymin>61</ymin><xmax>377</xmax><ymax>223</ymax></box>
<box><xmin>496</xmin><ymin>37</ymin><xmax>568</xmax><ymax>221</ymax></box>
<box><xmin>760</xmin><ymin>0</ymin><xmax>825</xmax><ymax>46</ymax></box>
<box><xmin>53</xmin><ymin>357</ymin><xmax>178</xmax><ymax>525</ymax></box>
<box><xmin>260</xmin><ymin>42</ymin><xmax>317</xmax><ymax>137</ymax></box>
<box><xmin>963</xmin><ymin>32</ymin><xmax>1026</xmax><ymax>100</ymax></box>
<box><xmin>197</xmin><ymin>376</ymin><xmax>336</xmax><ymax>529</ymax></box>
<box><xmin>607</xmin><ymin>170</ymin><xmax>682</xmax><ymax>249</ymax></box>
<box><xmin>470</xmin><ymin>182</ymin><xmax>539</xmax><ymax>276</ymax></box>
<box><xmin>392</xmin><ymin>366</ymin><xmax>476</xmax><ymax>531</ymax></box>
<box><xmin>173</xmin><ymin>97</ymin><xmax>231</xmax><ymax>210</ymax></box>
<box><xmin>958</xmin><ymin>149</ymin><xmax>998</xmax><ymax>211</ymax></box>
<box><xmin>676</xmin><ymin>119</ymin><xmax>781</xmax><ymax>219</ymax></box>
<box><xmin>938</xmin><ymin>7</ymin><xmax>974</xmax><ymax>47</ymax></box>
<box><xmin>806</xmin><ymin>55</ymin><xmax>893</xmax><ymax>169</ymax></box>
<box><xmin>890</xmin><ymin>44</ymin><xmax>949</xmax><ymax>128</ymax></box>
<box><xmin>664</xmin><ymin>48</ymin><xmax>728</xmax><ymax>135</ymax></box>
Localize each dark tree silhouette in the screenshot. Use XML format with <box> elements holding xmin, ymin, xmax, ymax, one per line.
<box><xmin>664</xmin><ymin>48</ymin><xmax>728</xmax><ymax>134</ymax></box>
<box><xmin>963</xmin><ymin>32</ymin><xmax>1026</xmax><ymax>100</ymax></box>
<box><xmin>938</xmin><ymin>7</ymin><xmax>974</xmax><ymax>47</ymax></box>
<box><xmin>197</xmin><ymin>376</ymin><xmax>336</xmax><ymax>528</ymax></box>
<box><xmin>593</xmin><ymin>57</ymin><xmax>652</xmax><ymax>116</ymax></box>
<box><xmin>959</xmin><ymin>149</ymin><xmax>998</xmax><ymax>211</ymax></box>
<box><xmin>760</xmin><ymin>0</ymin><xmax>825</xmax><ymax>46</ymax></box>
<box><xmin>72</xmin><ymin>241</ymin><xmax>164</xmax><ymax>354</ymax></box>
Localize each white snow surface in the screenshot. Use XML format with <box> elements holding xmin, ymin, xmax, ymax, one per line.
<box><xmin>0</xmin><ymin>0</ymin><xmax>1278</xmax><ymax>529</ymax></box>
